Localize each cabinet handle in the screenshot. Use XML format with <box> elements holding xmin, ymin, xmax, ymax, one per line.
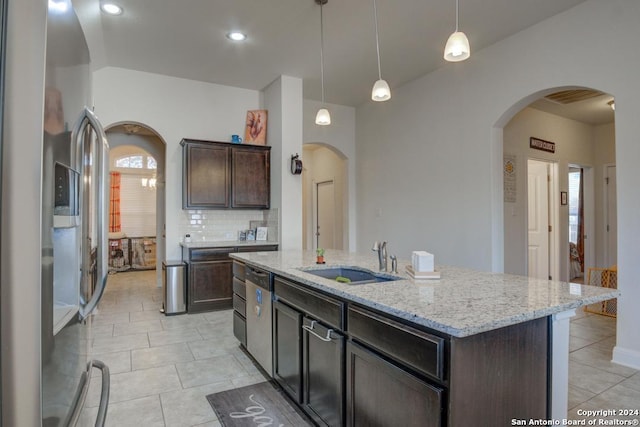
<box><xmin>302</xmin><ymin>320</ymin><xmax>334</xmax><ymax>342</ymax></box>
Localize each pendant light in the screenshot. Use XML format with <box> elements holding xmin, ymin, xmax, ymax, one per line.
<box><xmin>444</xmin><ymin>0</ymin><xmax>470</xmax><ymax>62</ymax></box>
<box><xmin>371</xmin><ymin>0</ymin><xmax>390</xmax><ymax>101</ymax></box>
<box><xmin>315</xmin><ymin>0</ymin><xmax>331</xmax><ymax>125</ymax></box>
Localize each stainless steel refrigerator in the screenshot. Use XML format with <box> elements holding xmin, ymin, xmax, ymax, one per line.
<box><xmin>41</xmin><ymin>1</ymin><xmax>111</xmax><ymax>425</ymax></box>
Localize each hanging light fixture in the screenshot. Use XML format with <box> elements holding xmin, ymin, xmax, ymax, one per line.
<box><xmin>444</xmin><ymin>0</ymin><xmax>470</xmax><ymax>62</ymax></box>
<box><xmin>315</xmin><ymin>0</ymin><xmax>331</xmax><ymax>125</ymax></box>
<box><xmin>371</xmin><ymin>0</ymin><xmax>390</xmax><ymax>101</ymax></box>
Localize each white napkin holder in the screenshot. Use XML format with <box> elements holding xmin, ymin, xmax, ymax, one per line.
<box><xmin>411</xmin><ymin>251</ymin><xmax>434</xmax><ymax>272</ymax></box>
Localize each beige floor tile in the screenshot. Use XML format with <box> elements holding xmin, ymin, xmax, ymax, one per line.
<box><xmin>92</xmin><ymin>333</ymin><xmax>149</xmax><ymax>353</ymax></box>
<box><xmin>570</xmin><ymin>345</ymin><xmax>638</xmax><ymax>378</ymax></box>
<box><xmin>586</xmin><ymin>383</ymin><xmax>640</xmax><ymax>414</ymax></box>
<box><xmin>148</xmin><ymin>327</ymin><xmax>203</xmax><ymax>347</ymax></box>
<box><xmin>130</xmin><ymin>309</ymin><xmax>166</xmax><ymax>323</ymax></box>
<box><xmin>568</xmin><ymin>384</ymin><xmax>597</xmax><ymax>410</ymax></box>
<box><xmin>570</xmin><ymin>335</ymin><xmax>595</xmax><ymax>352</ymax></box>
<box><xmin>160</xmin><ymin>381</ymin><xmax>235</xmax><ymax>427</ymax></box>
<box><xmin>187</xmin><ymin>337</ymin><xmax>240</xmax><ymax>360</ymax></box>
<box><xmin>132</xmin><ymin>343</ymin><xmax>195</xmax><ymax>371</ymax></box>
<box><xmin>97</xmin><ymin>301</ymin><xmax>144</xmax><ymax>314</ymax></box>
<box><xmin>569</xmin><ymin>360</ymin><xmax>626</xmax><ymax>394</ymax></box>
<box><xmin>161</xmin><ymin>314</ymin><xmax>209</xmax><ymax>330</ymax></box>
<box><xmin>90</xmin><ymin>350</ymin><xmax>131</xmax><ymax>376</ymax></box>
<box><xmin>572</xmin><ymin>315</ymin><xmax>617</xmax><ymax>333</ymax></box>
<box><xmin>91</xmin><ymin>311</ymin><xmax>130</xmax><ymax>325</ymax></box>
<box><xmin>113</xmin><ymin>319</ymin><xmax>163</xmax><ymax>336</ymax></box>
<box><xmin>570</xmin><ymin>323</ymin><xmax>615</xmax><ymax>343</ymax></box>
<box><xmin>80</xmin><ymin>395</ymin><xmax>165</xmax><ymax>427</ymax></box>
<box><xmin>620</xmin><ymin>372</ymin><xmax>640</xmax><ymax>392</ymax></box>
<box><xmin>90</xmin><ymin>324</ymin><xmax>115</xmax><ymax>338</ymax></box>
<box><xmin>176</xmin><ymin>355</ymin><xmax>250</xmax><ymax>388</ymax></box>
<box><xmin>86</xmin><ymin>365</ymin><xmax>182</xmax><ymax>407</ymax></box>
<box><xmin>192</xmin><ymin>421</ymin><xmax>222</xmax><ymax>427</ymax></box>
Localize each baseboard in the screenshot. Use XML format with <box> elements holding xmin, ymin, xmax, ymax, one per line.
<box><xmin>612</xmin><ymin>345</ymin><xmax>640</xmax><ymax>370</ymax></box>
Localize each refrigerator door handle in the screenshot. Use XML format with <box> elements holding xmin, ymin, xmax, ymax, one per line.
<box><xmin>72</xmin><ymin>107</ymin><xmax>110</xmax><ymax>320</ymax></box>
<box><xmin>67</xmin><ymin>359</ymin><xmax>111</xmax><ymax>427</ymax></box>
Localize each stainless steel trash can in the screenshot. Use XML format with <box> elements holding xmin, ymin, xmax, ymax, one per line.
<box><xmin>162</xmin><ymin>261</ymin><xmax>186</xmax><ymax>315</ymax></box>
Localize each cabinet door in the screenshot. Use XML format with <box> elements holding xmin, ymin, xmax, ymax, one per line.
<box><xmin>303</xmin><ymin>317</ymin><xmax>345</xmax><ymax>427</ymax></box>
<box><xmin>183</xmin><ymin>142</ymin><xmax>230</xmax><ymax>208</ymax></box>
<box><xmin>346</xmin><ymin>341</ymin><xmax>443</xmax><ymax>427</ymax></box>
<box><xmin>231</xmin><ymin>147</ymin><xmax>270</xmax><ymax>209</ymax></box>
<box><xmin>188</xmin><ymin>260</ymin><xmax>233</xmax><ymax>312</ymax></box>
<box><xmin>273</xmin><ymin>300</ymin><xmax>303</xmax><ymax>403</ymax></box>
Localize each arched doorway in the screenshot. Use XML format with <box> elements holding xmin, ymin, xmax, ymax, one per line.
<box><xmin>105</xmin><ymin>122</ymin><xmax>166</xmax><ymax>287</ymax></box>
<box><xmin>302</xmin><ymin>143</ymin><xmax>349</xmax><ymax>251</ymax></box>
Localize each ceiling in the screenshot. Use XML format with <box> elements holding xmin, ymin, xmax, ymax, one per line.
<box><xmin>528</xmin><ymin>93</ymin><xmax>615</xmax><ymax>126</ymax></box>
<box><xmin>75</xmin><ymin>0</ymin><xmax>596</xmax><ymax>108</ymax></box>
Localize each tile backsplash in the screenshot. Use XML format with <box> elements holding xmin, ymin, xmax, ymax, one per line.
<box><xmin>178</xmin><ymin>208</ymin><xmax>279</xmax><ymax>243</ymax></box>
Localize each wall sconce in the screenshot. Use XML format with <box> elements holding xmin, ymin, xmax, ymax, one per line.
<box><xmin>291</xmin><ymin>154</ymin><xmax>303</xmax><ymax>175</ymax></box>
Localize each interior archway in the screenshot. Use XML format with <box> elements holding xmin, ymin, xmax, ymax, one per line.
<box><xmin>302</xmin><ymin>142</ymin><xmax>349</xmax><ymax>251</ymax></box>
<box><xmin>105</xmin><ymin>122</ymin><xmax>167</xmax><ymax>288</ymax></box>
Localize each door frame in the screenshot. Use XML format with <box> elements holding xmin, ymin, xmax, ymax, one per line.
<box><xmin>567</xmin><ymin>164</ymin><xmax>595</xmax><ymax>281</ymax></box>
<box><xmin>526</xmin><ymin>158</ymin><xmax>560</xmax><ymax>281</ymax></box>
<box><xmin>312</xmin><ymin>178</ymin><xmax>335</xmax><ymax>251</ymax></box>
<box><xmin>603</xmin><ymin>163</ymin><xmax>617</xmax><ymax>267</ymax></box>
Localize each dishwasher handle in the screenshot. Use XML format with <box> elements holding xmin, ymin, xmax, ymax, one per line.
<box><xmin>302</xmin><ymin>320</ymin><xmax>334</xmax><ymax>342</ymax></box>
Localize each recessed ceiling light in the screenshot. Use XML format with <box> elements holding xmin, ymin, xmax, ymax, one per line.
<box><xmin>101</xmin><ymin>2</ymin><xmax>123</xmax><ymax>15</ymax></box>
<box><xmin>226</xmin><ymin>32</ymin><xmax>247</xmax><ymax>42</ymax></box>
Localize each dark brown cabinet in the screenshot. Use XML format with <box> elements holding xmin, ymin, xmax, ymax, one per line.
<box><xmin>181</xmin><ymin>139</ymin><xmax>270</xmax><ymax>210</ymax></box>
<box><xmin>273</xmin><ymin>300</ymin><xmax>303</xmax><ymax>403</ymax></box>
<box><xmin>231</xmin><ymin>146</ymin><xmax>270</xmax><ymax>209</ymax></box>
<box><xmin>185</xmin><ymin>245</ymin><xmax>278</xmax><ymax>313</ymax></box>
<box><xmin>182</xmin><ymin>140</ymin><xmax>230</xmax><ymax>209</ymax></box>
<box><xmin>186</xmin><ymin>249</ymin><xmax>234</xmax><ymax>312</ymax></box>
<box><xmin>346</xmin><ymin>341</ymin><xmax>442</xmax><ymax>427</ymax></box>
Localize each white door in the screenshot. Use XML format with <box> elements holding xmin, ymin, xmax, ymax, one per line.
<box><xmin>606</xmin><ymin>165</ymin><xmax>617</xmax><ymax>266</ymax></box>
<box><xmin>528</xmin><ymin>160</ymin><xmax>550</xmax><ymax>279</ymax></box>
<box><xmin>316</xmin><ymin>180</ymin><xmax>335</xmax><ymax>250</ymax></box>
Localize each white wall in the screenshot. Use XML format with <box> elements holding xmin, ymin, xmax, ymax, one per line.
<box><xmin>355</xmin><ymin>0</ymin><xmax>640</xmax><ymax>368</ymax></box>
<box><xmin>93</xmin><ymin>67</ymin><xmax>263</xmax><ymax>260</ymax></box>
<box><xmin>303</xmin><ymin>100</ymin><xmax>356</xmax><ymax>252</ymax></box>
<box><xmin>502</xmin><ymin>107</ymin><xmax>600</xmax><ymax>280</ymax></box>
<box><xmin>1</xmin><ymin>0</ymin><xmax>47</xmax><ymax>424</ymax></box>
<box><xmin>264</xmin><ymin>76</ymin><xmax>304</xmax><ymax>250</ymax></box>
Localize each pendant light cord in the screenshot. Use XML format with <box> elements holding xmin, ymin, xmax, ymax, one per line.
<box><xmin>455</xmin><ymin>0</ymin><xmax>459</xmax><ymax>31</ymax></box>
<box><xmin>373</xmin><ymin>0</ymin><xmax>382</xmax><ymax>80</ymax></box>
<box><xmin>320</xmin><ymin>2</ymin><xmax>326</xmax><ymax>104</ymax></box>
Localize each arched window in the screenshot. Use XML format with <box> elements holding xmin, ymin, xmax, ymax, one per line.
<box><xmin>115</xmin><ymin>154</ymin><xmax>156</xmax><ymax>170</ymax></box>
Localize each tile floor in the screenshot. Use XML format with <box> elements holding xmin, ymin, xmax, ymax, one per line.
<box><xmin>82</xmin><ymin>270</ymin><xmax>639</xmax><ymax>426</ymax></box>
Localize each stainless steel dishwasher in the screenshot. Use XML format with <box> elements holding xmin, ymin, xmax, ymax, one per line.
<box><xmin>245</xmin><ymin>266</ymin><xmax>273</xmax><ymax>376</ymax></box>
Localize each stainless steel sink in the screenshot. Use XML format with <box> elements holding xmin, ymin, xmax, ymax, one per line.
<box><xmin>301</xmin><ymin>266</ymin><xmax>402</xmax><ymax>284</ymax></box>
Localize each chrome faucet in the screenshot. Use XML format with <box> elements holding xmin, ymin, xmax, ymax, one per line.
<box><xmin>372</xmin><ymin>241</ymin><xmax>388</xmax><ymax>272</ymax></box>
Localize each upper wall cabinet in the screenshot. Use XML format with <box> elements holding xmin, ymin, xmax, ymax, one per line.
<box><xmin>181</xmin><ymin>139</ymin><xmax>271</xmax><ymax>210</ymax></box>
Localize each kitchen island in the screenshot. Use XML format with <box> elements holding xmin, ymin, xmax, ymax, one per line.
<box><xmin>230</xmin><ymin>249</ymin><xmax>619</xmax><ymax>426</ymax></box>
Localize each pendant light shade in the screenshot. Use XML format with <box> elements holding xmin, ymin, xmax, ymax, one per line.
<box><xmin>372</xmin><ymin>79</ymin><xmax>391</xmax><ymax>102</ymax></box>
<box><xmin>444</xmin><ymin>0</ymin><xmax>470</xmax><ymax>62</ymax></box>
<box><xmin>371</xmin><ymin>0</ymin><xmax>390</xmax><ymax>101</ymax></box>
<box><xmin>315</xmin><ymin>0</ymin><xmax>331</xmax><ymax>125</ymax></box>
<box><xmin>315</xmin><ymin>108</ymin><xmax>331</xmax><ymax>125</ymax></box>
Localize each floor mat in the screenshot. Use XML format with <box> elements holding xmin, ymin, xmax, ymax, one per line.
<box><xmin>206</xmin><ymin>381</ymin><xmax>313</xmax><ymax>427</ymax></box>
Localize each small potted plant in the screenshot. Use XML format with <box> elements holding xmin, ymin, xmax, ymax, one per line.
<box><xmin>316</xmin><ymin>248</ymin><xmax>325</xmax><ymax>264</ymax></box>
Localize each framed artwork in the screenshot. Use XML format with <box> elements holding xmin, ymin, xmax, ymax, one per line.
<box><xmin>256</xmin><ymin>227</ymin><xmax>268</xmax><ymax>241</ymax></box>
<box><xmin>244</xmin><ymin>110</ymin><xmax>268</xmax><ymax>145</ymax></box>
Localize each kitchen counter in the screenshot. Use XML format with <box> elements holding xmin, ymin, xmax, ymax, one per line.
<box><xmin>180</xmin><ymin>240</ymin><xmax>278</xmax><ymax>249</ymax></box>
<box><xmin>230</xmin><ymin>249</ymin><xmax>619</xmax><ymax>338</ymax></box>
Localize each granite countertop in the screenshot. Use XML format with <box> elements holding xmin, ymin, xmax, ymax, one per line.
<box><xmin>229</xmin><ymin>249</ymin><xmax>619</xmax><ymax>338</ymax></box>
<box><xmin>180</xmin><ymin>240</ymin><xmax>279</xmax><ymax>249</ymax></box>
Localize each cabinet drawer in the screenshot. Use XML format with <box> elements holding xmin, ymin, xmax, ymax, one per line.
<box><xmin>237</xmin><ymin>245</ymin><xmax>278</xmax><ymax>253</ymax></box>
<box><xmin>233</xmin><ymin>293</ymin><xmax>246</xmax><ymax>316</ymax></box>
<box><xmin>348</xmin><ymin>306</ymin><xmax>445</xmax><ymax>381</ymax></box>
<box><xmin>188</xmin><ymin>247</ymin><xmax>234</xmax><ymax>262</ymax></box>
<box><xmin>232</xmin><ymin>277</ymin><xmax>246</xmax><ymax>299</ymax></box>
<box><xmin>274</xmin><ymin>277</ymin><xmax>343</xmax><ymax>330</ymax></box>
<box><xmin>232</xmin><ymin>260</ymin><xmax>246</xmax><ymax>281</ymax></box>
<box><xmin>233</xmin><ymin>311</ymin><xmax>247</xmax><ymax>347</ymax></box>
